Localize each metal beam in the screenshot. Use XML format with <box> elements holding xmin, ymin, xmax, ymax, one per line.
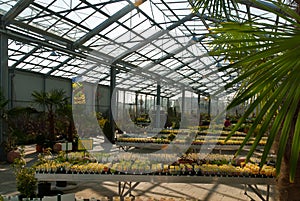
<box><xmin>155</xmin><ymin>83</ymin><xmax>161</xmax><ymax>128</ymax></box>
<box><xmin>74</xmin><ymin>1</ymin><xmax>146</xmax><ymax>47</ymax></box>
<box><xmin>22</xmin><ymin>1</ymin><xmax>116</xmax><ymax>22</ymax></box>
<box><xmin>13</xmin><ymin>20</ymin><xmax>73</xmax><ymax>47</ymax></box>
<box><xmin>238</xmin><ymin>0</ymin><xmax>285</xmax><ymax>15</ymax></box>
<box><xmin>0</xmin><ymin>34</ymin><xmax>9</xmax><ymax>105</ymax></box>
<box><xmin>193</xmin><ymin>0</ymin><xmax>284</xmax><ymax>19</ymax></box>
<box><xmin>0</xmin><ymin>27</ymin><xmax>112</xmax><ymax>67</ymax></box>
<box><xmin>117</xmin><ymin>36</ymin><xmax>209</xmax><ymax>95</ymax></box>
<box><xmin>10</xmin><ymin>45</ymin><xmax>40</xmax><ymax>70</ymax></box>
<box><xmin>0</xmin><ymin>24</ymin><xmax>193</xmax><ymax>97</ymax></box>
<box><xmin>1</xmin><ymin>0</ymin><xmax>34</xmax><ymax>25</ymax></box>
<box><xmin>31</xmin><ymin>2</ymin><xmax>90</xmax><ymax>35</ymax></box>
<box><xmin>2</xmin><ymin>13</ymin><xmax>209</xmax><ymax>97</ymax></box>
<box><xmin>46</xmin><ymin>57</ymin><xmax>75</xmax><ymax>76</ymax></box>
<box><xmin>0</xmin><ymin>33</ymin><xmax>8</xmax><ymax>160</ymax></box>
<box><xmin>146</xmin><ymin>38</ymin><xmax>198</xmax><ymax>70</ymax></box>
<box><xmin>109</xmin><ymin>66</ymin><xmax>117</xmax><ymax>143</ymax></box>
<box><xmin>119</xmin><ymin>35</ymin><xmax>205</xmax><ymax>84</ymax></box>
<box><xmin>112</xmin><ymin>12</ymin><xmax>196</xmax><ymax>63</ymax></box>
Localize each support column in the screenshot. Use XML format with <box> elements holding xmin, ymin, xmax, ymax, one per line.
<box><xmin>135</xmin><ymin>93</ymin><xmax>138</xmax><ymax>118</ymax></box>
<box><xmin>122</xmin><ymin>90</ymin><xmax>126</xmax><ymax>124</ymax></box>
<box><xmin>181</xmin><ymin>88</ymin><xmax>186</xmax><ymax>128</ymax></box>
<box><xmin>155</xmin><ymin>83</ymin><xmax>161</xmax><ymax>128</ymax></box>
<box><xmin>145</xmin><ymin>94</ymin><xmax>147</xmax><ymax>113</ymax></box>
<box><xmin>197</xmin><ymin>93</ymin><xmax>201</xmax><ymax>126</ymax></box>
<box><xmin>0</xmin><ymin>33</ymin><xmax>9</xmax><ymax>160</ymax></box>
<box><xmin>167</xmin><ymin>98</ymin><xmax>170</xmax><ymax>110</ymax></box>
<box><xmin>115</xmin><ymin>89</ymin><xmax>119</xmax><ymax>120</ymax></box>
<box><xmin>216</xmin><ymin>97</ymin><xmax>219</xmax><ymax>115</ymax></box>
<box><xmin>43</xmin><ymin>76</ymin><xmax>46</xmax><ymax>110</ymax></box>
<box><xmin>208</xmin><ymin>95</ymin><xmax>211</xmax><ymax>118</ymax></box>
<box><xmin>108</xmin><ymin>67</ymin><xmax>116</xmax><ymax>143</ymax></box>
<box><xmin>7</xmin><ymin>66</ymin><xmax>15</xmax><ymax>110</ymax></box>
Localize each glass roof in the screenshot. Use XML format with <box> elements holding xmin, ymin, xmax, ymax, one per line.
<box><xmin>0</xmin><ymin>0</ymin><xmax>293</xmax><ymax>98</ymax></box>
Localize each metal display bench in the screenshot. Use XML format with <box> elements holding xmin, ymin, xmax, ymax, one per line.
<box><xmin>115</xmin><ymin>142</ymin><xmax>265</xmax><ymax>154</ymax></box>
<box><xmin>35</xmin><ymin>173</ymin><xmax>275</xmax><ymax>201</ymax></box>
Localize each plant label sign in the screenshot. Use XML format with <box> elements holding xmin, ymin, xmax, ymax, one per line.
<box><xmin>62</xmin><ymin>142</ymin><xmax>73</xmax><ymax>151</ymax></box>
<box><xmin>78</xmin><ymin>138</ymin><xmax>93</xmax><ymax>151</ymax></box>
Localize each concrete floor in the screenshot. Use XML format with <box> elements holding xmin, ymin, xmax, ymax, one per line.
<box><xmin>0</xmin><ymin>145</ymin><xmax>277</xmax><ymax>201</ymax></box>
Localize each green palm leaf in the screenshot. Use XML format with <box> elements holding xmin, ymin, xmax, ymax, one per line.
<box><xmin>207</xmin><ymin>2</ymin><xmax>300</xmax><ymax>182</ymax></box>
<box><xmin>190</xmin><ymin>0</ymin><xmax>238</xmax><ymax>19</ymax></box>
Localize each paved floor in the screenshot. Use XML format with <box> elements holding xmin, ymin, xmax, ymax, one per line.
<box><xmin>0</xmin><ymin>145</ymin><xmax>277</xmax><ymax>201</ymax></box>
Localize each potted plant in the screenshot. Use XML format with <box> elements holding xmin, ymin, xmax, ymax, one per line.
<box><xmin>192</xmin><ymin>0</ymin><xmax>300</xmax><ymax>199</ymax></box>
<box><xmin>31</xmin><ymin>89</ymin><xmax>69</xmax><ymax>143</ymax></box>
<box><xmin>35</xmin><ymin>134</ymin><xmax>45</xmax><ymax>153</ymax></box>
<box><xmin>12</xmin><ymin>147</ymin><xmax>37</xmax><ymax>199</ymax></box>
<box><xmin>4</xmin><ymin>127</ymin><xmax>21</xmax><ymax>163</ymax></box>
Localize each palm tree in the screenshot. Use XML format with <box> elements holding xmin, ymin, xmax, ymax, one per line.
<box><xmin>32</xmin><ymin>89</ymin><xmax>69</xmax><ymax>142</ymax></box>
<box><xmin>191</xmin><ymin>0</ymin><xmax>300</xmax><ymax>200</ymax></box>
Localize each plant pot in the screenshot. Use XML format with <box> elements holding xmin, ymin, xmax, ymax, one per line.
<box><xmin>7</xmin><ymin>149</ymin><xmax>21</xmax><ymax>163</ymax></box>
<box><xmin>18</xmin><ymin>194</ymin><xmax>35</xmax><ymax>201</ymax></box>
<box><xmin>36</xmin><ymin>144</ymin><xmax>43</xmax><ymax>153</ymax></box>
<box><xmin>38</xmin><ymin>182</ymin><xmax>51</xmax><ymax>196</ymax></box>
<box><xmin>53</xmin><ymin>143</ymin><xmax>62</xmax><ymax>153</ymax></box>
<box><xmin>56</xmin><ymin>181</ymin><xmax>67</xmax><ymax>187</ymax></box>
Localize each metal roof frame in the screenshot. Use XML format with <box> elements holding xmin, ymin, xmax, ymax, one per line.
<box><xmin>0</xmin><ymin>0</ymin><xmax>293</xmax><ymax>99</ymax></box>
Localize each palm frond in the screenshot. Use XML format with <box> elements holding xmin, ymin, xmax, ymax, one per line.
<box><xmin>208</xmin><ymin>3</ymin><xmax>300</xmax><ymax>182</ymax></box>
<box><xmin>190</xmin><ymin>0</ymin><xmax>238</xmax><ymax>19</ymax></box>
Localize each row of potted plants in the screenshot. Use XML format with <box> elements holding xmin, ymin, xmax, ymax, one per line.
<box><xmin>116</xmin><ymin>137</ymin><xmax>267</xmax><ymax>146</ymax></box>
<box><xmin>0</xmin><ymin>195</ymin><xmax>197</xmax><ymax>201</ymax></box>
<box><xmin>33</xmin><ymin>151</ymin><xmax>276</xmax><ymax>177</ymax></box>
<box><xmin>34</xmin><ymin>159</ymin><xmax>276</xmax><ymax>177</ymax></box>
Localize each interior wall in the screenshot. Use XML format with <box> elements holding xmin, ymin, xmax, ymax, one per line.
<box><xmin>11</xmin><ymin>70</ymin><xmax>111</xmax><ymax>114</ymax></box>
<box><xmin>12</xmin><ymin>70</ymin><xmax>72</xmax><ymax>108</ymax></box>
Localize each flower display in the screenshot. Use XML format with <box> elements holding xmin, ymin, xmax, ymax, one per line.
<box><xmin>116</xmin><ymin>129</ymin><xmax>267</xmax><ymax>146</ymax></box>
<box><xmin>34</xmin><ymin>151</ymin><xmax>276</xmax><ymax>178</ymax></box>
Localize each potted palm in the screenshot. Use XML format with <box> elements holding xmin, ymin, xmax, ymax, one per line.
<box><xmin>190</xmin><ymin>0</ymin><xmax>300</xmax><ymax>199</ymax></box>
<box><xmin>31</xmin><ymin>89</ymin><xmax>70</xmax><ymax>146</ymax></box>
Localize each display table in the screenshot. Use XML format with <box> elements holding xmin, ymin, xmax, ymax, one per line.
<box><xmin>35</xmin><ymin>173</ymin><xmax>275</xmax><ymax>201</ymax></box>
<box><xmin>115</xmin><ymin>142</ymin><xmax>265</xmax><ymax>153</ymax></box>
<box><xmin>35</xmin><ymin>173</ymin><xmax>275</xmax><ymax>184</ymax></box>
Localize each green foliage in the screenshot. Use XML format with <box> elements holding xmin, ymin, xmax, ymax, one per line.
<box><xmin>15</xmin><ymin>167</ymin><xmax>37</xmax><ymax>198</ymax></box>
<box><xmin>205</xmin><ymin>1</ymin><xmax>300</xmax><ymax>182</ymax></box>
<box><xmin>167</xmin><ymin>133</ymin><xmax>176</xmax><ymax>141</ymax></box>
<box><xmin>12</xmin><ymin>148</ymin><xmax>37</xmax><ymax>198</ymax></box>
<box><xmin>189</xmin><ymin>0</ymin><xmax>239</xmax><ymax>19</ymax></box>
<box><xmin>32</xmin><ymin>89</ymin><xmax>69</xmax><ymax>112</ymax></box>
<box><xmin>6</xmin><ymin>107</ymin><xmax>41</xmax><ymax>145</ymax></box>
<box><xmin>31</xmin><ymin>89</ymin><xmax>75</xmax><ymax>142</ymax></box>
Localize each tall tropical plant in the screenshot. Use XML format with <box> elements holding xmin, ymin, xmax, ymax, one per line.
<box><xmin>191</xmin><ymin>0</ymin><xmax>300</xmax><ymax>200</ymax></box>
<box><xmin>32</xmin><ymin>89</ymin><xmax>69</xmax><ymax>142</ymax></box>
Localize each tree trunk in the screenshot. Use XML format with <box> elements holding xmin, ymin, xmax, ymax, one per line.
<box><xmin>277</xmin><ymin>156</ymin><xmax>300</xmax><ymax>201</ymax></box>
<box><xmin>276</xmin><ymin>110</ymin><xmax>300</xmax><ymax>201</ymax></box>
<box><xmin>48</xmin><ymin>111</ymin><xmax>55</xmax><ymax>141</ymax></box>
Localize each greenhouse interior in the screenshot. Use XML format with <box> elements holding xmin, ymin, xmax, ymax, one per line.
<box><xmin>0</xmin><ymin>0</ymin><xmax>299</xmax><ymax>201</ymax></box>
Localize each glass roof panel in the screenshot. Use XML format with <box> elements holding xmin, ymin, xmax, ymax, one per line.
<box><xmin>16</xmin><ymin>6</ymin><xmax>41</xmax><ymax>20</ymax></box>
<box><xmin>43</xmin><ymin>0</ymin><xmax>81</xmax><ymax>12</ymax></box>
<box><xmin>0</xmin><ymin>0</ymin><xmax>17</xmax><ymax>14</ymax></box>
<box><xmin>1</xmin><ymin>0</ymin><xmax>293</xmax><ymax>97</ymax></box>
